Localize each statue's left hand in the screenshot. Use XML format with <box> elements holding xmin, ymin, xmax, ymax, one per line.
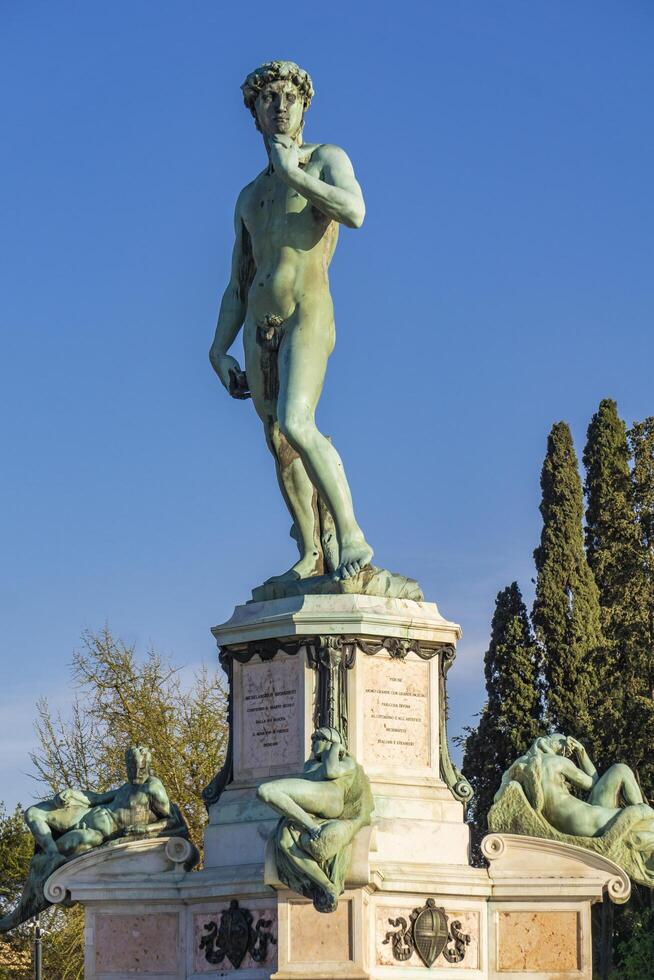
<box><xmin>125</xmin><ymin>824</ymin><xmax>149</xmax><ymax>836</ymax></box>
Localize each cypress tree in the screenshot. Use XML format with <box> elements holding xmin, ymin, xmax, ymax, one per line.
<box><xmin>582</xmin><ymin>400</ymin><xmax>643</xmax><ymax>770</ymax></box>
<box><xmin>627</xmin><ymin>418</ymin><xmax>654</xmax><ymax>797</ymax></box>
<box><xmin>630</xmin><ymin>416</ymin><xmax>654</xmax><ymax>698</ymax></box>
<box><xmin>533</xmin><ymin>422</ymin><xmax>603</xmax><ymax>749</ymax></box>
<box><xmin>462</xmin><ymin>583</ymin><xmax>542</xmax><ymax>857</ymax></box>
<box><xmin>583</xmin><ymin>399</ymin><xmax>641</xmax><ymax>643</ymax></box>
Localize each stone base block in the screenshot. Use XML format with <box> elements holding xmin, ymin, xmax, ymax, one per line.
<box><xmin>38</xmin><ymin>599</ymin><xmax>632</xmax><ymax>979</ymax></box>
<box><xmin>44</xmin><ymin>833</ymin><xmax>630</xmax><ymax>979</ymax></box>
<box><xmin>272</xmin><ymin>890</ymin><xmax>369</xmax><ymax>979</ymax></box>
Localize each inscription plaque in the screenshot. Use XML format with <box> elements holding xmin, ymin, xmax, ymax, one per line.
<box><xmin>361</xmin><ymin>655</ymin><xmax>431</xmax><ymax>768</ymax></box>
<box><xmin>239</xmin><ymin>657</ymin><xmax>302</xmax><ymax>773</ymax></box>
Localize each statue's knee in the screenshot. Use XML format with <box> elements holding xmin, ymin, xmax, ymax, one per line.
<box><xmin>57</xmin><ymin>832</ymin><xmax>80</xmax><ymax>857</ymax></box>
<box><xmin>24</xmin><ymin>806</ymin><xmax>41</xmax><ymax>828</ymax></box>
<box><xmin>279</xmin><ymin>411</ymin><xmax>313</xmax><ymax>450</ymax></box>
<box><xmin>610</xmin><ymin>763</ymin><xmax>632</xmax><ymax>780</ymax></box>
<box><xmin>257</xmin><ymin>783</ymin><xmax>273</xmax><ymax>805</ymax></box>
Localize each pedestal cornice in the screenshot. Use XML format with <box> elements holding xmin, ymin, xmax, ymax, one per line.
<box><xmin>211</xmin><ymin>594</ymin><xmax>462</xmax><ymax>649</ymax></box>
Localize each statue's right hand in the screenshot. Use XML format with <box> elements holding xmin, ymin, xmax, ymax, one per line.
<box><xmin>211</xmin><ymin>352</ymin><xmax>251</xmax><ymax>400</ymax></box>
<box><xmin>57</xmin><ymin>788</ymin><xmax>87</xmax><ymax>807</ymax></box>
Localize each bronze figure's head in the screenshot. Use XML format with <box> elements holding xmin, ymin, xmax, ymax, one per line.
<box><xmin>242</xmin><ymin>60</ymin><xmax>314</xmax><ymax>138</ymax></box>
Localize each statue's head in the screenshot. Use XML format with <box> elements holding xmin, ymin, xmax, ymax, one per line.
<box><xmin>534</xmin><ymin>734</ymin><xmax>568</xmax><ymax>757</ymax></box>
<box><xmin>125</xmin><ymin>745</ymin><xmax>152</xmax><ymax>783</ymax></box>
<box><xmin>311</xmin><ymin>726</ymin><xmax>343</xmax><ymax>759</ymax></box>
<box><xmin>241</xmin><ymin>61</ymin><xmax>314</xmax><ymax>139</ymax></box>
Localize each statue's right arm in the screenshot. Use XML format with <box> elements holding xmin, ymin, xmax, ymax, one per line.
<box><xmin>322</xmin><ymin>742</ymin><xmax>355</xmax><ymax>780</ymax></box>
<box><xmin>55</xmin><ymin>788</ymin><xmax>113</xmax><ymax>806</ymax></box>
<box><xmin>84</xmin><ymin>790</ymin><xmax>117</xmax><ymax>805</ymax></box>
<box><xmin>209</xmin><ymin>193</ymin><xmax>255</xmax><ymax>395</ymax></box>
<box><xmin>567</xmin><ymin>737</ymin><xmax>599</xmax><ymax>786</ymax></box>
<box><xmin>561</xmin><ymin>757</ymin><xmax>594</xmax><ymax>793</ymax></box>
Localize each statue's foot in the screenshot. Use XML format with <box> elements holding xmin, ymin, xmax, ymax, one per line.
<box><xmin>333</xmin><ymin>537</ymin><xmax>374</xmax><ymax>581</ymax></box>
<box><xmin>265</xmin><ymin>551</ymin><xmax>323</xmax><ymax>585</ymax></box>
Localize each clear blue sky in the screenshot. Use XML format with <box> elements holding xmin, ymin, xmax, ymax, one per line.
<box><xmin>1</xmin><ymin>2</ymin><xmax>653</xmax><ymax>809</ymax></box>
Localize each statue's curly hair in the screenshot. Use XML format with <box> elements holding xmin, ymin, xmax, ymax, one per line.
<box><xmin>241</xmin><ymin>61</ymin><xmax>314</xmax><ymax>128</ymax></box>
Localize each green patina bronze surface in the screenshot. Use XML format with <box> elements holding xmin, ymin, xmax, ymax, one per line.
<box><xmin>257</xmin><ymin>727</ymin><xmax>373</xmax><ymax>912</ymax></box>
<box><xmin>209</xmin><ymin>61</ymin><xmax>420</xmax><ymax>600</ymax></box>
<box><xmin>0</xmin><ymin>746</ymin><xmax>189</xmax><ymax>933</ymax></box>
<box><xmin>488</xmin><ymin>733</ymin><xmax>654</xmax><ymax>889</ymax></box>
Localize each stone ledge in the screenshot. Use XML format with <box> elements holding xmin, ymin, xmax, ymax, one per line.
<box><xmin>482</xmin><ymin>833</ymin><xmax>631</xmax><ymax>905</ymax></box>
<box><xmin>212</xmin><ymin>594</ymin><xmax>461</xmax><ymax>647</ymax></box>
<box><xmin>44</xmin><ymin>837</ymin><xmax>197</xmax><ymax>906</ymax></box>
<box><xmin>370</xmin><ymin>862</ymin><xmax>492</xmax><ymax>897</ymax></box>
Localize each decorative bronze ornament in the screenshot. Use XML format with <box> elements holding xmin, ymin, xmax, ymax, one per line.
<box><xmin>413</xmin><ymin>901</ymin><xmax>449</xmax><ymax>967</ymax></box>
<box><xmin>383</xmin><ymin>899</ymin><xmax>470</xmax><ymax>968</ymax></box>
<box><xmin>201</xmin><ymin>649</ymin><xmax>234</xmax><ymax>808</ymax></box>
<box><xmin>199</xmin><ymin>900</ymin><xmax>276</xmax><ymax>969</ymax></box>
<box><xmin>438</xmin><ymin>646</ymin><xmax>474</xmax><ymax>808</ymax></box>
<box><xmin>358</xmin><ymin>636</ymin><xmax>436</xmax><ymax>660</ymax></box>
<box><xmin>307</xmin><ymin>635</ymin><xmax>356</xmax><ymax>745</ymax></box>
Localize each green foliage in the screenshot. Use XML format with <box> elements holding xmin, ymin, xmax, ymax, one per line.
<box><xmin>0</xmin><ymin>803</ymin><xmax>33</xmax><ymax>978</ymax></box>
<box><xmin>631</xmin><ymin>418</ymin><xmax>654</xmax><ymax>563</ymax></box>
<box><xmin>0</xmin><ymin>805</ymin><xmax>33</xmax><ymax>910</ymax></box>
<box><xmin>1</xmin><ymin>627</ymin><xmax>229</xmax><ymax>979</ymax></box>
<box><xmin>0</xmin><ymin>803</ymin><xmax>87</xmax><ymax>979</ymax></box>
<box><xmin>532</xmin><ymin>421</ymin><xmax>603</xmax><ymax>750</ymax></box>
<box><xmin>628</xmin><ymin>417</ymin><xmax>654</xmax><ymax>796</ymax></box>
<box><xmin>611</xmin><ymin>907</ymin><xmax>654</xmax><ymax>979</ymax></box>
<box><xmin>462</xmin><ymin>583</ymin><xmax>542</xmax><ymax>860</ymax></box>
<box><xmin>584</xmin><ymin>400</ymin><xmax>641</xmax><ymax>629</ymax></box>
<box><xmin>30</xmin><ymin>626</ymin><xmax>229</xmax><ymax>849</ymax></box>
<box><xmin>467</xmin><ymin>404</ymin><xmax>654</xmax><ymax>960</ymax></box>
<box><xmin>42</xmin><ymin>906</ymin><xmax>86</xmax><ymax>980</ymax></box>
<box><xmin>582</xmin><ymin>400</ymin><xmax>647</xmax><ymax>775</ymax></box>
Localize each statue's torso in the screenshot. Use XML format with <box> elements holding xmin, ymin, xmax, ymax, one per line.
<box><xmin>240</xmin><ymin>144</ymin><xmax>338</xmax><ymax>325</ymax></box>
<box><xmin>106</xmin><ymin>781</ymin><xmax>157</xmax><ymax>828</ymax></box>
<box><xmin>540</xmin><ymin>757</ymin><xmax>609</xmax><ymax>836</ymax></box>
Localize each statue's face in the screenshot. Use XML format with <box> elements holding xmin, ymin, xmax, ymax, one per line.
<box><xmin>550</xmin><ymin>734</ymin><xmax>568</xmax><ymax>756</ymax></box>
<box><xmin>255</xmin><ymin>81</ymin><xmax>304</xmax><ymax>138</ymax></box>
<box><xmin>311</xmin><ymin>734</ymin><xmax>330</xmax><ymax>758</ymax></box>
<box><xmin>126</xmin><ymin>746</ymin><xmax>151</xmax><ymax>783</ymax></box>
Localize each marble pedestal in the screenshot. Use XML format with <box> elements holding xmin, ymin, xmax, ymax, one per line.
<box><xmin>203</xmin><ymin>595</ymin><xmax>472</xmax><ymax>879</ymax></box>
<box><xmin>47</xmin><ymin>596</ymin><xmax>631</xmax><ymax>979</ymax></box>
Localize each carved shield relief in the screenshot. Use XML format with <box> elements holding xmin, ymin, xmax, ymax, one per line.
<box><xmin>413</xmin><ymin>900</ymin><xmax>449</xmax><ymax>968</ymax></box>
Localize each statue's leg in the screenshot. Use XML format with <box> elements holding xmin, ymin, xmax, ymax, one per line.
<box><xmin>24</xmin><ymin>805</ymin><xmax>64</xmax><ymax>855</ymax></box>
<box><xmin>258</xmin><ymin>777</ymin><xmax>344</xmax><ymax>832</ymax></box>
<box><xmin>55</xmin><ymin>827</ymin><xmax>104</xmax><ymax>857</ymax></box>
<box><xmin>301</xmin><ymin>817</ymin><xmax>358</xmax><ymax>862</ymax></box>
<box><xmin>265</xmin><ymin>423</ymin><xmax>324</xmax><ymax>579</ymax></box>
<box><xmin>281</xmin><ymin>827</ymin><xmax>340</xmax><ymax>910</ymax></box>
<box><xmin>244</xmin><ymin>326</ymin><xmax>324</xmax><ymax>580</ymax></box>
<box><xmin>589</xmin><ymin>763</ymin><xmax>644</xmax><ymax>807</ymax></box>
<box><xmin>276</xmin><ymin>314</ymin><xmax>373</xmax><ymax>580</ymax></box>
